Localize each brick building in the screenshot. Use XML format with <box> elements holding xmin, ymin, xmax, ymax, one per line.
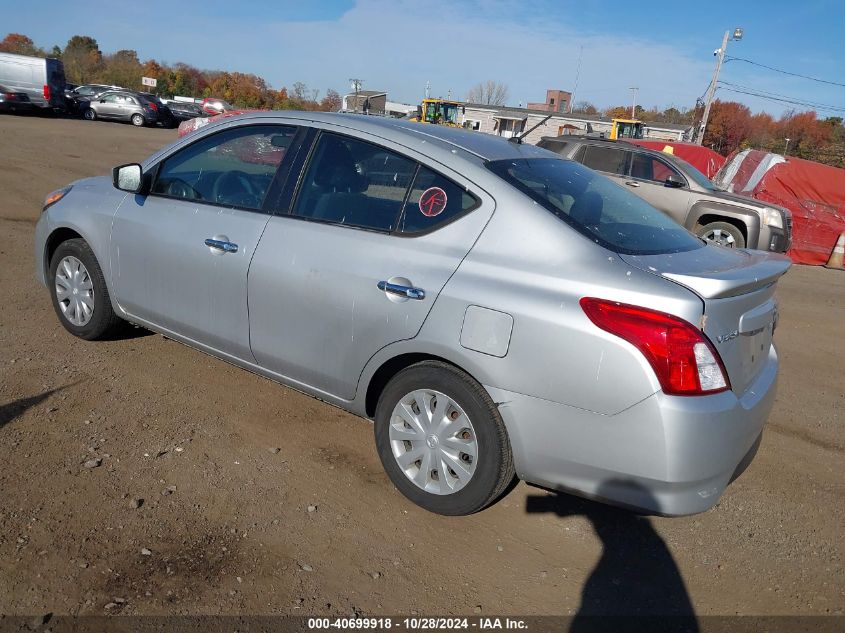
<box><xmin>527</xmin><ymin>89</ymin><xmax>572</xmax><ymax>113</ymax></box>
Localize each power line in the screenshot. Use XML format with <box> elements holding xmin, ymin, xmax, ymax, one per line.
<box><xmin>724</xmin><ymin>56</ymin><xmax>845</xmax><ymax>88</ymax></box>
<box><xmin>719</xmin><ymin>80</ymin><xmax>845</xmax><ymax>110</ymax></box>
<box><xmin>717</xmin><ymin>83</ymin><xmax>845</xmax><ymax>115</ymax></box>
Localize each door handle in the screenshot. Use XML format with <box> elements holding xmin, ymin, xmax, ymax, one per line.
<box><xmin>378</xmin><ymin>280</ymin><xmax>426</xmax><ymax>300</ymax></box>
<box><xmin>204</xmin><ymin>238</ymin><xmax>238</xmax><ymax>253</ymax></box>
<box><xmin>624</xmin><ymin>181</ymin><xmax>640</xmax><ymax>187</ymax></box>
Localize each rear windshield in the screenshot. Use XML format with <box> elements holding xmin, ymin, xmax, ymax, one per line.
<box><xmin>487</xmin><ymin>158</ymin><xmax>703</xmax><ymax>255</ymax></box>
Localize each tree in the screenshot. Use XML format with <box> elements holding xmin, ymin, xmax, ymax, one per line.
<box><xmin>63</xmin><ymin>35</ymin><xmax>101</xmax><ymax>84</ymax></box>
<box><xmin>99</xmin><ymin>49</ymin><xmax>142</xmax><ymax>89</ymax></box>
<box><xmin>0</xmin><ymin>33</ymin><xmax>43</xmax><ymax>56</ymax></box>
<box><xmin>605</xmin><ymin>105</ymin><xmax>631</xmax><ymax>119</ymax></box>
<box><xmin>466</xmin><ymin>80</ymin><xmax>509</xmax><ymax>106</ymax></box>
<box><xmin>571</xmin><ymin>101</ymin><xmax>598</xmax><ymax>115</ymax></box>
<box><xmin>319</xmin><ymin>89</ymin><xmax>341</xmax><ymax>112</ymax></box>
<box><xmin>703</xmin><ymin>100</ymin><xmax>752</xmax><ymax>155</ymax></box>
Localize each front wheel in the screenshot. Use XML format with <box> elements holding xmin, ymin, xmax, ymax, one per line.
<box><xmin>374</xmin><ymin>361</ymin><xmax>515</xmax><ymax>515</ymax></box>
<box><xmin>83</xmin><ymin>108</ymin><xmax>96</xmax><ymax>121</ymax></box>
<box><xmin>697</xmin><ymin>221</ymin><xmax>746</xmax><ymax>248</ymax></box>
<box><xmin>130</xmin><ymin>113</ymin><xmax>145</xmax><ymax>127</ymax></box>
<box><xmin>49</xmin><ymin>238</ymin><xmax>122</xmax><ymax>340</ymax></box>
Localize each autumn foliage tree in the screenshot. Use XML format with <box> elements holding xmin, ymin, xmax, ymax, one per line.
<box><xmin>0</xmin><ymin>33</ymin><xmax>44</xmax><ymax>56</ymax></box>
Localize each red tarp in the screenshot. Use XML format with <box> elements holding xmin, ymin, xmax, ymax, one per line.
<box><xmin>626</xmin><ymin>140</ymin><xmax>727</xmax><ymax>179</ymax></box>
<box><xmin>717</xmin><ymin>149</ymin><xmax>845</xmax><ymax>265</ymax></box>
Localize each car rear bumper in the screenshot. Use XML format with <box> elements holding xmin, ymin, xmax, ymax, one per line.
<box><xmin>486</xmin><ymin>345</ymin><xmax>778</xmax><ymax>516</ymax></box>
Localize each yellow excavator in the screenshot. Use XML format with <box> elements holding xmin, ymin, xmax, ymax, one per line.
<box><xmin>609</xmin><ymin>118</ymin><xmax>644</xmax><ymax>140</ymax></box>
<box><xmin>411</xmin><ymin>98</ymin><xmax>463</xmax><ymax>126</ymax></box>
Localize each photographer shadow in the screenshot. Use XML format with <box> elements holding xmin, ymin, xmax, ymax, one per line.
<box><xmin>527</xmin><ymin>480</ymin><xmax>699</xmax><ymax>633</ymax></box>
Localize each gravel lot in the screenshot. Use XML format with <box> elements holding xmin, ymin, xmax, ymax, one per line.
<box><xmin>0</xmin><ymin>115</ymin><xmax>843</xmax><ymax>618</ymax></box>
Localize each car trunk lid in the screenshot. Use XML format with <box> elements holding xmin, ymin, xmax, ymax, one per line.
<box><xmin>620</xmin><ymin>244</ymin><xmax>791</xmax><ymax>395</ymax></box>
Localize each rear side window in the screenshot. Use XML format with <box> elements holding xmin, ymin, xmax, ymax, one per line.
<box><xmin>486</xmin><ymin>158</ymin><xmax>703</xmax><ymax>255</ymax></box>
<box><xmin>293</xmin><ymin>133</ymin><xmax>416</xmax><ymax>232</ymax></box>
<box><xmin>580</xmin><ymin>145</ymin><xmax>630</xmax><ymax>175</ymax></box>
<box><xmin>397</xmin><ymin>167</ymin><xmax>479</xmax><ymax>234</ymax></box>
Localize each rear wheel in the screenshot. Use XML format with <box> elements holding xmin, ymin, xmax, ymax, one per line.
<box><xmin>697</xmin><ymin>221</ymin><xmax>746</xmax><ymax>248</ymax></box>
<box><xmin>374</xmin><ymin>361</ymin><xmax>515</xmax><ymax>515</ymax></box>
<box><xmin>130</xmin><ymin>113</ymin><xmax>145</xmax><ymax>127</ymax></box>
<box><xmin>83</xmin><ymin>108</ymin><xmax>96</xmax><ymax>121</ymax></box>
<box><xmin>49</xmin><ymin>238</ymin><xmax>122</xmax><ymax>340</ymax></box>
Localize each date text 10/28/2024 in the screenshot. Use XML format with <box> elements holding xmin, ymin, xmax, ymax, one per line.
<box><xmin>308</xmin><ymin>618</ymin><xmax>529</xmax><ymax>630</ymax></box>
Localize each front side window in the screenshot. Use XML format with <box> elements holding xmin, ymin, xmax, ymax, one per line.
<box><xmin>486</xmin><ymin>158</ymin><xmax>703</xmax><ymax>255</ymax></box>
<box><xmin>580</xmin><ymin>145</ymin><xmax>630</xmax><ymax>175</ymax></box>
<box><xmin>630</xmin><ymin>153</ymin><xmax>684</xmax><ymax>184</ymax></box>
<box><xmin>293</xmin><ymin>133</ymin><xmax>416</xmax><ymax>232</ymax></box>
<box><xmin>151</xmin><ymin>124</ymin><xmax>297</xmax><ymax>210</ymax></box>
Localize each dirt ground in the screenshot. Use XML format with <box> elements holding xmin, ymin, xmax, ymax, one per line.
<box><xmin>0</xmin><ymin>115</ymin><xmax>843</xmax><ymax>619</ymax></box>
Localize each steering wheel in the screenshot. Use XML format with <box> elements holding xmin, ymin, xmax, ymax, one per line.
<box><xmin>165</xmin><ymin>178</ymin><xmax>198</xmax><ymax>200</ymax></box>
<box><xmin>212</xmin><ymin>170</ymin><xmax>257</xmax><ymax>205</ymax></box>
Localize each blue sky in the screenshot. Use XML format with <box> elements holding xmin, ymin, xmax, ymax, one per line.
<box><xmin>5</xmin><ymin>0</ymin><xmax>844</xmax><ymax>116</ymax></box>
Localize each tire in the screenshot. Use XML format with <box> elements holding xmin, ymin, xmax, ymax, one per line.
<box><xmin>83</xmin><ymin>108</ymin><xmax>96</xmax><ymax>121</ymax></box>
<box><xmin>374</xmin><ymin>361</ymin><xmax>515</xmax><ymax>515</ymax></box>
<box><xmin>48</xmin><ymin>238</ymin><xmax>122</xmax><ymax>340</ymax></box>
<box><xmin>131</xmin><ymin>113</ymin><xmax>145</xmax><ymax>127</ymax></box>
<box><xmin>697</xmin><ymin>221</ymin><xmax>746</xmax><ymax>248</ymax></box>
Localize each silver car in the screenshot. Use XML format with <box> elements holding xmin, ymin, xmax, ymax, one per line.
<box><xmin>34</xmin><ymin>113</ymin><xmax>790</xmax><ymax>516</ymax></box>
<box><xmin>82</xmin><ymin>90</ymin><xmax>158</xmax><ymax>127</ymax></box>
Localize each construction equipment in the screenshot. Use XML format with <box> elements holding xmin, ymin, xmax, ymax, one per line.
<box><xmin>609</xmin><ymin>118</ymin><xmax>644</xmax><ymax>140</ymax></box>
<box><xmin>411</xmin><ymin>98</ymin><xmax>463</xmax><ymax>126</ymax></box>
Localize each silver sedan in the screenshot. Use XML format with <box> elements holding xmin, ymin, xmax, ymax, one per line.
<box><xmin>34</xmin><ymin>113</ymin><xmax>789</xmax><ymax>516</ymax></box>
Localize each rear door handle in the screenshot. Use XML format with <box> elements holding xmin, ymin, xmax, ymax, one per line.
<box><xmin>625</xmin><ymin>181</ymin><xmax>640</xmax><ymax>187</ymax></box>
<box><xmin>378</xmin><ymin>280</ymin><xmax>426</xmax><ymax>300</ymax></box>
<box><xmin>204</xmin><ymin>238</ymin><xmax>238</xmax><ymax>253</ymax></box>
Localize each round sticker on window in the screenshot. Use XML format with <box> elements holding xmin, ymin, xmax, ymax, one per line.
<box><xmin>419</xmin><ymin>186</ymin><xmax>448</xmax><ymax>217</ymax></box>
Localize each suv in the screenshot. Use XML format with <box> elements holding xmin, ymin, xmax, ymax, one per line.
<box><xmin>538</xmin><ymin>136</ymin><xmax>792</xmax><ymax>252</ymax></box>
<box><xmin>82</xmin><ymin>90</ymin><xmax>158</xmax><ymax>127</ymax></box>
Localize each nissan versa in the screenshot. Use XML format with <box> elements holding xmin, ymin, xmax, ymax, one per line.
<box><xmin>34</xmin><ymin>113</ymin><xmax>790</xmax><ymax>516</ymax></box>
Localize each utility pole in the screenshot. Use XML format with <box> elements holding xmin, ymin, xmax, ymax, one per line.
<box><xmin>698</xmin><ymin>27</ymin><xmax>743</xmax><ymax>145</ymax></box>
<box><xmin>349</xmin><ymin>78</ymin><xmax>363</xmax><ymax>112</ymax></box>
<box><xmin>425</xmin><ymin>81</ymin><xmax>431</xmax><ymax>99</ymax></box>
<box><xmin>569</xmin><ymin>45</ymin><xmax>583</xmax><ymax>114</ymax></box>
<box><xmin>629</xmin><ymin>87</ymin><xmax>638</xmax><ymax>119</ymax></box>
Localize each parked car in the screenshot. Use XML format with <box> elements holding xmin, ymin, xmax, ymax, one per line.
<box><xmin>200</xmin><ymin>97</ymin><xmax>233</xmax><ymax>116</ymax></box>
<box><xmin>0</xmin><ymin>83</ymin><xmax>34</xmax><ymax>113</ymax></box>
<box><xmin>167</xmin><ymin>100</ymin><xmax>205</xmax><ymax>123</ymax></box>
<box><xmin>0</xmin><ymin>52</ymin><xmax>66</xmax><ymax>112</ymax></box>
<box><xmin>66</xmin><ymin>83</ymin><xmax>123</xmax><ymax>113</ymax></box>
<box><xmin>34</xmin><ymin>113</ymin><xmax>789</xmax><ymax>516</ymax></box>
<box><xmin>139</xmin><ymin>92</ymin><xmax>176</xmax><ymax>128</ymax></box>
<box><xmin>82</xmin><ymin>90</ymin><xmax>158</xmax><ymax>127</ymax></box>
<box><xmin>538</xmin><ymin>136</ymin><xmax>792</xmax><ymax>252</ymax></box>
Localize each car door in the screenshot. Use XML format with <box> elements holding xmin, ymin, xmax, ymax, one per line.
<box><xmin>110</xmin><ymin>123</ymin><xmax>302</xmax><ymax>360</ymax></box>
<box><xmin>96</xmin><ymin>93</ymin><xmax>121</xmax><ymax>119</ymax></box>
<box><xmin>248</xmin><ymin>130</ymin><xmax>493</xmax><ymax>400</ymax></box>
<box><xmin>624</xmin><ymin>151</ymin><xmax>694</xmax><ymax>224</ymax></box>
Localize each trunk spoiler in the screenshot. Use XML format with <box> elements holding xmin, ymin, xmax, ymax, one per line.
<box><xmin>621</xmin><ymin>246</ymin><xmax>791</xmax><ymax>300</ymax></box>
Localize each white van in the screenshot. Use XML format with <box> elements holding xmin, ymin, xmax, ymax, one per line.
<box><xmin>0</xmin><ymin>52</ymin><xmax>66</xmax><ymax>111</ymax></box>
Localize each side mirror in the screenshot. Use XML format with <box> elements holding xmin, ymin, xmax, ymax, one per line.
<box><xmin>665</xmin><ymin>174</ymin><xmax>685</xmax><ymax>188</ymax></box>
<box><xmin>112</xmin><ymin>163</ymin><xmax>144</xmax><ymax>193</ymax></box>
<box><xmin>99</xmin><ymin>99</ymin><xmax>106</xmax><ymax>103</ymax></box>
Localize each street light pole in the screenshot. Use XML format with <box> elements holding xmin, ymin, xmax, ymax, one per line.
<box><xmin>697</xmin><ymin>27</ymin><xmax>743</xmax><ymax>145</ymax></box>
<box><xmin>784</xmin><ymin>137</ymin><xmax>791</xmax><ymax>156</ymax></box>
<box><xmin>629</xmin><ymin>87</ymin><xmax>638</xmax><ymax>119</ymax></box>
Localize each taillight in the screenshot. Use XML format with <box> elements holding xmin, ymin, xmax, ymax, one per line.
<box><xmin>43</xmin><ymin>84</ymin><xmax>50</xmax><ymax>101</ymax></box>
<box><xmin>580</xmin><ymin>298</ymin><xmax>730</xmax><ymax>396</ymax></box>
<box><xmin>147</xmin><ymin>102</ymin><xmax>158</xmax><ymax>111</ymax></box>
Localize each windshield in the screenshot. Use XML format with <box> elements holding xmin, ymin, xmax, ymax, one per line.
<box><xmin>487</xmin><ymin>158</ymin><xmax>704</xmax><ymax>256</ymax></box>
<box><xmin>425</xmin><ymin>102</ymin><xmax>459</xmax><ymax>124</ymax></box>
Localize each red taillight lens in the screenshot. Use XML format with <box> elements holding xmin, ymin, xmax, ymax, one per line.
<box><xmin>147</xmin><ymin>102</ymin><xmax>158</xmax><ymax>111</ymax></box>
<box><xmin>43</xmin><ymin>84</ymin><xmax>50</xmax><ymax>101</ymax></box>
<box><xmin>580</xmin><ymin>298</ymin><xmax>730</xmax><ymax>396</ymax></box>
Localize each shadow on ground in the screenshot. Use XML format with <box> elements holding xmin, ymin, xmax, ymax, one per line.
<box><xmin>527</xmin><ymin>481</ymin><xmax>699</xmax><ymax>633</ymax></box>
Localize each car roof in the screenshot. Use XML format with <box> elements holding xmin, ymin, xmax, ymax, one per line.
<box><xmin>221</xmin><ymin>111</ymin><xmax>553</xmax><ymax>163</ymax></box>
